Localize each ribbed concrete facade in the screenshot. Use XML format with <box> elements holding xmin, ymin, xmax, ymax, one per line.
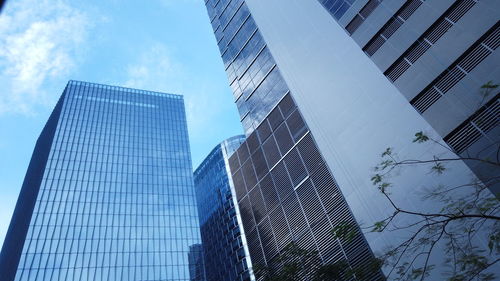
<box><xmin>203</xmin><ymin>0</ymin><xmax>498</xmax><ymax>279</ymax></box>
<box><xmin>203</xmin><ymin>0</ymin><xmax>385</xmax><ymax>280</ymax></box>
<box><xmin>320</xmin><ymin>0</ymin><xmax>500</xmax><ymax>194</ymax></box>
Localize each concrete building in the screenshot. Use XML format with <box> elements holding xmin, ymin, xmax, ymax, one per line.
<box><xmin>203</xmin><ymin>0</ymin><xmax>498</xmax><ymax>279</ymax></box>
<box><xmin>319</xmin><ymin>0</ymin><xmax>500</xmax><ymax>193</ymax></box>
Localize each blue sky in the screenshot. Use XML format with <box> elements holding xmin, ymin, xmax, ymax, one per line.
<box><xmin>0</xmin><ymin>0</ymin><xmax>243</xmax><ymax>246</ymax></box>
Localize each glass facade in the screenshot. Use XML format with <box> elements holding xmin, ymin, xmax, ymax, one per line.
<box><xmin>194</xmin><ymin>136</ymin><xmax>252</xmax><ymax>281</ymax></box>
<box><xmin>0</xmin><ymin>81</ymin><xmax>203</xmax><ymax>281</ymax></box>
<box><xmin>188</xmin><ymin>244</ymin><xmax>206</xmax><ymax>281</ymax></box>
<box><xmin>203</xmin><ymin>1</ymin><xmax>384</xmax><ymax>280</ymax></box>
<box><xmin>205</xmin><ymin>0</ymin><xmax>289</xmax><ymax>135</ymax></box>
<box><xmin>317</xmin><ymin>0</ymin><xmax>360</xmax><ymax>20</ymax></box>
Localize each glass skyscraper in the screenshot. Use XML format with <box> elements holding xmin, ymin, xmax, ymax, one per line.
<box><xmin>0</xmin><ymin>81</ymin><xmax>203</xmax><ymax>281</ymax></box>
<box><xmin>193</xmin><ymin>136</ymin><xmax>253</xmax><ymax>281</ymax></box>
<box><xmin>188</xmin><ymin>244</ymin><xmax>206</xmax><ymax>281</ymax></box>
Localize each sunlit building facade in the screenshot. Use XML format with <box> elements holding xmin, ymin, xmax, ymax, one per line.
<box><xmin>194</xmin><ymin>135</ymin><xmax>253</xmax><ymax>281</ymax></box>
<box><xmin>0</xmin><ymin>81</ymin><xmax>203</xmax><ymax>281</ymax></box>
<box><xmin>203</xmin><ymin>0</ymin><xmax>385</xmax><ymax>280</ymax></box>
<box><xmin>202</xmin><ymin>0</ymin><xmax>496</xmax><ymax>279</ymax></box>
<box><xmin>319</xmin><ymin>0</ymin><xmax>500</xmax><ymax>194</ymax></box>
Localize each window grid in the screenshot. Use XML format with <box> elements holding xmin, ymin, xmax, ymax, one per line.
<box><xmin>205</xmin><ymin>1</ymin><xmax>384</xmax><ymax>280</ymax></box>
<box><xmin>206</xmin><ymin>0</ymin><xmax>289</xmax><ymax>135</ymax></box>
<box><xmin>227</xmin><ymin>94</ymin><xmax>385</xmax><ymax>281</ymax></box>
<box><xmin>14</xmin><ymin>81</ymin><xmax>202</xmax><ymax>281</ymax></box>
<box><xmin>193</xmin><ymin>136</ymin><xmax>252</xmax><ymax>281</ymax></box>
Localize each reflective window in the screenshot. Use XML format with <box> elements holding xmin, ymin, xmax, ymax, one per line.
<box><xmin>13</xmin><ymin>81</ymin><xmax>202</xmax><ymax>281</ymax></box>
<box><xmin>317</xmin><ymin>0</ymin><xmax>359</xmax><ymax>20</ymax></box>
<box><xmin>193</xmin><ymin>136</ymin><xmax>252</xmax><ymax>281</ymax></box>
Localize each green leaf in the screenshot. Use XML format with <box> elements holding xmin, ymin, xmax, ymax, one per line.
<box><xmin>480</xmin><ymin>81</ymin><xmax>498</xmax><ymax>89</ymax></box>
<box><xmin>488</xmin><ymin>233</ymin><xmax>500</xmax><ymax>254</ymax></box>
<box><xmin>371</xmin><ymin>221</ymin><xmax>386</xmax><ymax>232</ymax></box>
<box><xmin>380</xmin><ymin>159</ymin><xmax>394</xmax><ymax>169</ymax></box>
<box><xmin>480</xmin><ymin>81</ymin><xmax>499</xmax><ymax>99</ymax></box>
<box><xmin>381</xmin><ymin>147</ymin><xmax>393</xmax><ymax>157</ymax></box>
<box><xmin>431</xmin><ymin>162</ymin><xmax>446</xmax><ymax>174</ymax></box>
<box><xmin>371</xmin><ymin>174</ymin><xmax>382</xmax><ymax>185</ymax></box>
<box><xmin>413</xmin><ymin>131</ymin><xmax>429</xmax><ymax>143</ymax></box>
<box><xmin>378</xmin><ymin>182</ymin><xmax>391</xmax><ymax>193</ymax></box>
<box><xmin>331</xmin><ymin>222</ymin><xmax>357</xmax><ymax>242</ymax></box>
<box><xmin>314</xmin><ymin>261</ymin><xmax>347</xmax><ymax>281</ymax></box>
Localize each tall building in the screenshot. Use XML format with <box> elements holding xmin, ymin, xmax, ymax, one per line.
<box><xmin>202</xmin><ymin>0</ymin><xmax>495</xmax><ymax>279</ymax></box>
<box><xmin>0</xmin><ymin>81</ymin><xmax>203</xmax><ymax>281</ymax></box>
<box><xmin>188</xmin><ymin>244</ymin><xmax>206</xmax><ymax>281</ymax></box>
<box><xmin>194</xmin><ymin>135</ymin><xmax>253</xmax><ymax>281</ymax></box>
<box><xmin>318</xmin><ymin>0</ymin><xmax>500</xmax><ymax>193</ymax></box>
<box><xmin>203</xmin><ymin>0</ymin><xmax>385</xmax><ymax>279</ymax></box>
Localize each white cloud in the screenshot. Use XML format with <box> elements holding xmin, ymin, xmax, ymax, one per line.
<box><xmin>123</xmin><ymin>43</ymin><xmax>221</xmax><ymax>138</ymax></box>
<box><xmin>124</xmin><ymin>44</ymin><xmax>183</xmax><ymax>92</ymax></box>
<box><xmin>0</xmin><ymin>0</ymin><xmax>91</xmax><ymax>114</ymax></box>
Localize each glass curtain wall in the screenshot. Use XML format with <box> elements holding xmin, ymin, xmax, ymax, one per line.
<box><xmin>0</xmin><ymin>81</ymin><xmax>202</xmax><ymax>281</ymax></box>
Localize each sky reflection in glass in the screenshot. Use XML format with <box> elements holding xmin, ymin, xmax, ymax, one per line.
<box><xmin>12</xmin><ymin>81</ymin><xmax>202</xmax><ymax>281</ymax></box>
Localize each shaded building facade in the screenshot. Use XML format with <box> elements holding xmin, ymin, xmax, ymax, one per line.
<box><xmin>188</xmin><ymin>244</ymin><xmax>206</xmax><ymax>281</ymax></box>
<box><xmin>0</xmin><ymin>81</ymin><xmax>203</xmax><ymax>281</ymax></box>
<box><xmin>194</xmin><ymin>136</ymin><xmax>253</xmax><ymax>281</ymax></box>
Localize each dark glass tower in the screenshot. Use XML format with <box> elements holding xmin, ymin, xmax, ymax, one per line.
<box><xmin>203</xmin><ymin>1</ymin><xmax>385</xmax><ymax>280</ymax></box>
<box><xmin>188</xmin><ymin>244</ymin><xmax>206</xmax><ymax>281</ymax></box>
<box><xmin>0</xmin><ymin>81</ymin><xmax>203</xmax><ymax>281</ymax></box>
<box><xmin>194</xmin><ymin>135</ymin><xmax>252</xmax><ymax>281</ymax></box>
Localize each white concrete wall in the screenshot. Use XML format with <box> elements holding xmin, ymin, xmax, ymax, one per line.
<box><xmin>245</xmin><ymin>0</ymin><xmax>491</xmax><ymax>278</ymax></box>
